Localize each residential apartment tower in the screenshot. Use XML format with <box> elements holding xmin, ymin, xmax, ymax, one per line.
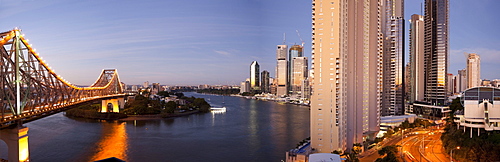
<box><xmin>310</xmin><ymin>0</ymin><xmax>382</xmax><ymax>152</ymax></box>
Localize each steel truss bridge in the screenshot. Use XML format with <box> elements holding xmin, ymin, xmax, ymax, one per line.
<box><xmin>0</xmin><ymin>29</ymin><xmax>126</xmax><ymax>129</ymax></box>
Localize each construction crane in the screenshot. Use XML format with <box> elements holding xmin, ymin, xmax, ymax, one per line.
<box><xmin>296</xmin><ymin>30</ymin><xmax>305</xmax><ymax>47</ymax></box>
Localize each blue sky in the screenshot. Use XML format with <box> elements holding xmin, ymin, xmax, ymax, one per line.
<box><xmin>1</xmin><ymin>0</ymin><xmax>498</xmax><ymax>85</ymax></box>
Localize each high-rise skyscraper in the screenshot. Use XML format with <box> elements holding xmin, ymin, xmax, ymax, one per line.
<box><xmin>447</xmin><ymin>73</ymin><xmax>455</xmax><ymax>95</ymax></box>
<box><xmin>288</xmin><ymin>45</ymin><xmax>304</xmax><ymax>94</ymax></box>
<box><xmin>276</xmin><ymin>45</ymin><xmax>288</xmax><ymax>96</ymax></box>
<box><xmin>131</xmin><ymin>85</ymin><xmax>138</xmax><ymax>92</ymax></box>
<box><xmin>289</xmin><ymin>45</ymin><xmax>303</xmax><ymax>59</ymax></box>
<box><xmin>152</xmin><ymin>83</ymin><xmax>160</xmax><ymax>95</ymax></box>
<box><xmin>250</xmin><ymin>61</ymin><xmax>260</xmax><ymax>90</ymax></box>
<box><xmin>301</xmin><ymin>77</ymin><xmax>311</xmax><ymax>101</ymax></box>
<box><xmin>467</xmin><ymin>53</ymin><xmax>481</xmax><ymax>88</ymax></box>
<box><xmin>456</xmin><ymin>68</ymin><xmax>467</xmax><ymax>92</ymax></box>
<box><xmin>424</xmin><ymin>0</ymin><xmax>449</xmax><ymax>105</ymax></box>
<box><xmin>261</xmin><ymin>70</ymin><xmax>270</xmax><ymax>93</ymax></box>
<box><xmin>409</xmin><ymin>14</ymin><xmax>425</xmax><ymax>103</ymax></box>
<box><xmin>382</xmin><ymin>0</ymin><xmax>405</xmax><ymax>116</ymax></box>
<box><xmin>291</xmin><ymin>57</ymin><xmax>308</xmax><ymax>96</ymax></box>
<box><xmin>311</xmin><ymin>0</ymin><xmax>382</xmax><ymax>152</ymax></box>
<box><xmin>240</xmin><ymin>79</ymin><xmax>250</xmax><ymax>93</ymax></box>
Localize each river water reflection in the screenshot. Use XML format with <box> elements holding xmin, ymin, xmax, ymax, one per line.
<box><xmin>22</xmin><ymin>92</ymin><xmax>310</xmax><ymax>161</ymax></box>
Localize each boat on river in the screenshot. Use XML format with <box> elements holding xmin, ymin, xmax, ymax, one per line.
<box><xmin>210</xmin><ymin>107</ymin><xmax>226</xmax><ymax>113</ymax></box>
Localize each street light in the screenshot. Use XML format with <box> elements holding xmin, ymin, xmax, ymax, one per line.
<box><xmin>401</xmin><ymin>129</ymin><xmax>404</xmax><ymax>142</ymax></box>
<box><xmin>450</xmin><ymin>146</ymin><xmax>460</xmax><ymax>162</ymax></box>
<box><xmin>400</xmin><ymin>129</ymin><xmax>404</xmax><ymax>159</ymax></box>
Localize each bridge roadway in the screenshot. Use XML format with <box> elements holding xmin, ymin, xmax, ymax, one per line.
<box><xmin>0</xmin><ymin>93</ymin><xmax>131</xmax><ymax>129</ymax></box>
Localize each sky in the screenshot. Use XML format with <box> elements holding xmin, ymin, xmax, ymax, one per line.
<box><xmin>1</xmin><ymin>0</ymin><xmax>499</xmax><ymax>86</ymax></box>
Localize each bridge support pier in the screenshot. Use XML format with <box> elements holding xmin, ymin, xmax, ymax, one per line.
<box><xmin>0</xmin><ymin>126</ymin><xmax>29</xmax><ymax>162</ymax></box>
<box><xmin>101</xmin><ymin>97</ymin><xmax>125</xmax><ymax>113</ymax></box>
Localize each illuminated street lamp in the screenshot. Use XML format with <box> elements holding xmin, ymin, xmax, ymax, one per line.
<box><xmin>400</xmin><ymin>129</ymin><xmax>404</xmax><ymax>159</ymax></box>
<box><xmin>450</xmin><ymin>146</ymin><xmax>460</xmax><ymax>162</ymax></box>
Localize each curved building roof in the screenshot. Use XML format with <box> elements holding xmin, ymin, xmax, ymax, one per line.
<box><xmin>461</xmin><ymin>87</ymin><xmax>500</xmax><ymax>105</ymax></box>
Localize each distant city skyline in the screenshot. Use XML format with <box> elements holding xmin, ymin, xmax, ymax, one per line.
<box><xmin>1</xmin><ymin>0</ymin><xmax>499</xmax><ymax>85</ymax></box>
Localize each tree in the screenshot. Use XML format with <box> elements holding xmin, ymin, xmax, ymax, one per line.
<box><xmin>400</xmin><ymin>120</ymin><xmax>410</xmax><ymax>129</ymax></box>
<box><xmin>344</xmin><ymin>143</ymin><xmax>362</xmax><ymax>162</ymax></box>
<box><xmin>124</xmin><ymin>95</ymin><xmax>160</xmax><ymax>115</ymax></box>
<box><xmin>174</xmin><ymin>92</ymin><xmax>184</xmax><ymax>98</ymax></box>
<box><xmin>157</xmin><ymin>91</ymin><xmax>170</xmax><ymax>97</ymax></box>
<box><xmin>164</xmin><ymin>101</ymin><xmax>177</xmax><ymax>113</ymax></box>
<box><xmin>383</xmin><ymin>129</ymin><xmax>394</xmax><ymax>138</ymax></box>
<box><xmin>199</xmin><ymin>104</ymin><xmax>210</xmax><ymax>113</ymax></box>
<box><xmin>332</xmin><ymin>150</ymin><xmax>342</xmax><ymax>154</ymax></box>
<box><xmin>241</xmin><ymin>92</ymin><xmax>253</xmax><ymax>96</ymax></box>
<box><xmin>375</xmin><ymin>145</ymin><xmax>399</xmax><ymax>162</ymax></box>
<box><xmin>449</xmin><ymin>97</ymin><xmax>463</xmax><ymax>112</ymax></box>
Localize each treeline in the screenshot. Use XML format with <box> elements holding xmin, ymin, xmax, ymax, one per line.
<box><xmin>66</xmin><ymin>93</ymin><xmax>211</xmax><ymax>119</ymax></box>
<box><xmin>123</xmin><ymin>95</ymin><xmax>162</xmax><ymax>115</ymax></box>
<box><xmin>442</xmin><ymin>124</ymin><xmax>500</xmax><ymax>161</ymax></box>
<box><xmin>196</xmin><ymin>88</ymin><xmax>240</xmax><ymax>95</ymax></box>
<box><xmin>441</xmin><ymin>97</ymin><xmax>500</xmax><ymax>161</ymax></box>
<box><xmin>65</xmin><ymin>103</ymin><xmax>127</xmax><ymax>119</ymax></box>
<box><xmin>163</xmin><ymin>96</ymin><xmax>211</xmax><ymax>113</ymax></box>
<box><xmin>123</xmin><ymin>93</ymin><xmax>211</xmax><ymax>115</ymax></box>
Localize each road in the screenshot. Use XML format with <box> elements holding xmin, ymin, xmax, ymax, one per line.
<box><xmin>359</xmin><ymin>131</ymin><xmax>405</xmax><ymax>161</ymax></box>
<box><xmin>360</xmin><ymin>127</ymin><xmax>450</xmax><ymax>162</ymax></box>
<box><xmin>399</xmin><ymin>129</ymin><xmax>449</xmax><ymax>162</ymax></box>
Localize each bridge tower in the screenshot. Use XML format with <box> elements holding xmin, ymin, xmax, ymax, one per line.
<box><xmin>0</xmin><ymin>126</ymin><xmax>29</xmax><ymax>162</ymax></box>
<box><xmin>101</xmin><ymin>97</ymin><xmax>125</xmax><ymax>113</ymax></box>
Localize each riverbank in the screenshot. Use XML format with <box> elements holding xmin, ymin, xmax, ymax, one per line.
<box><xmin>65</xmin><ymin>109</ymin><xmax>128</xmax><ymax>120</ymax></box>
<box><xmin>198</xmin><ymin>92</ymin><xmax>310</xmax><ymax>107</ymax></box>
<box><xmin>65</xmin><ymin>109</ymin><xmax>202</xmax><ymax>121</ymax></box>
<box><xmin>118</xmin><ymin>110</ymin><xmax>201</xmax><ymax>121</ymax></box>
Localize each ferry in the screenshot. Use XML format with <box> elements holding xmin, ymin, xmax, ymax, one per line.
<box><xmin>210</xmin><ymin>107</ymin><xmax>226</xmax><ymax>113</ymax></box>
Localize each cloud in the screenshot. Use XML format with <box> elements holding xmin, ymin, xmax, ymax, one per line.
<box><xmin>450</xmin><ymin>47</ymin><xmax>500</xmax><ymax>79</ymax></box>
<box><xmin>450</xmin><ymin>48</ymin><xmax>500</xmax><ymax>64</ymax></box>
<box><xmin>214</xmin><ymin>50</ymin><xmax>231</xmax><ymax>56</ymax></box>
<box><xmin>250</xmin><ymin>56</ymin><xmax>261</xmax><ymax>60</ymax></box>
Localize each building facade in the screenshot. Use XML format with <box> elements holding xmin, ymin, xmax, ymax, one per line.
<box><xmin>261</xmin><ymin>70</ymin><xmax>270</xmax><ymax>93</ymax></box>
<box><xmin>291</xmin><ymin>57</ymin><xmax>308</xmax><ymax>96</ymax></box>
<box><xmin>447</xmin><ymin>73</ymin><xmax>455</xmax><ymax>95</ymax></box>
<box><xmin>467</xmin><ymin>53</ymin><xmax>481</xmax><ymax>89</ymax></box>
<box><xmin>240</xmin><ymin>80</ymin><xmax>250</xmax><ymax>94</ymax></box>
<box><xmin>382</xmin><ymin>0</ymin><xmax>405</xmax><ymax>116</ymax></box>
<box><xmin>455</xmin><ymin>87</ymin><xmax>500</xmax><ymax>138</ymax></box>
<box><xmin>289</xmin><ymin>45</ymin><xmax>304</xmax><ymax>95</ymax></box>
<box><xmin>276</xmin><ymin>45</ymin><xmax>288</xmax><ymax>96</ymax></box>
<box><xmin>457</xmin><ymin>68</ymin><xmax>467</xmax><ymax>92</ymax></box>
<box><xmin>151</xmin><ymin>83</ymin><xmax>161</xmax><ymax>95</ymax></box>
<box><xmin>409</xmin><ymin>14</ymin><xmax>425</xmax><ymax>103</ymax></box>
<box><xmin>423</xmin><ymin>0</ymin><xmax>449</xmax><ymax>105</ymax></box>
<box><xmin>250</xmin><ymin>61</ymin><xmax>260</xmax><ymax>90</ymax></box>
<box><xmin>310</xmin><ymin>0</ymin><xmax>382</xmax><ymax>152</ymax></box>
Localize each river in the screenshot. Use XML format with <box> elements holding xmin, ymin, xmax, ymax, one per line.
<box><xmin>12</xmin><ymin>92</ymin><xmax>310</xmax><ymax>161</ymax></box>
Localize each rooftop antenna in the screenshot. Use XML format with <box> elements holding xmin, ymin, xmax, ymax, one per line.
<box><xmin>421</xmin><ymin>2</ymin><xmax>423</xmax><ymax>15</ymax></box>
<box><xmin>283</xmin><ymin>33</ymin><xmax>286</xmax><ymax>45</ymax></box>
